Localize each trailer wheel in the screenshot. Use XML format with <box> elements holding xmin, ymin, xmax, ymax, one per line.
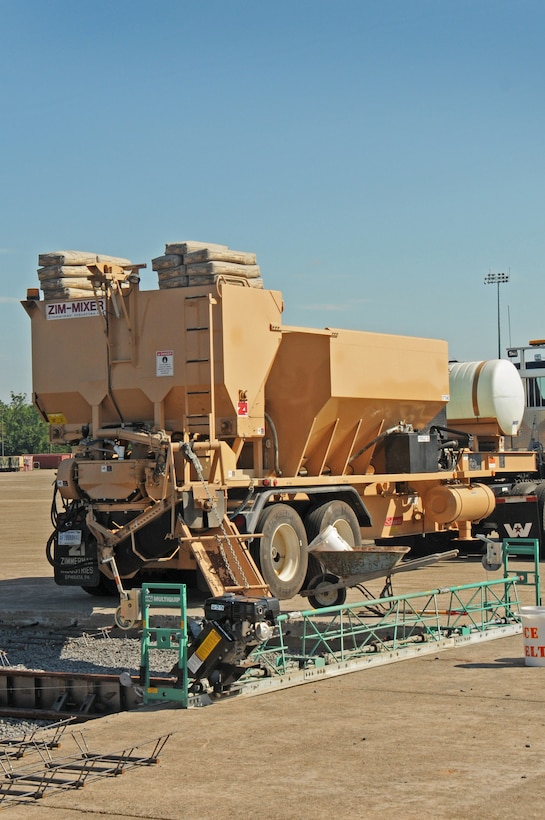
<box><xmin>510</xmin><ymin>481</ymin><xmax>538</xmax><ymax>495</ymax></box>
<box><xmin>307</xmin><ymin>573</ymin><xmax>347</xmax><ymax>609</ymax></box>
<box><xmin>255</xmin><ymin>504</ymin><xmax>308</xmax><ymax>599</ymax></box>
<box><xmin>305</xmin><ymin>501</ymin><xmax>362</xmax><ymax>582</ymax></box>
<box><xmin>305</xmin><ymin>500</ymin><xmax>362</xmax><ymax>547</ymax></box>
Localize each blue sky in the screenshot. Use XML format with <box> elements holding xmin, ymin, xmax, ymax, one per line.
<box><xmin>1</xmin><ymin>0</ymin><xmax>543</xmax><ymax>402</ymax></box>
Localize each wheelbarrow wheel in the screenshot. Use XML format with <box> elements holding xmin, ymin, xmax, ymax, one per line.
<box><xmin>307</xmin><ymin>573</ymin><xmax>347</xmax><ymax>609</ymax></box>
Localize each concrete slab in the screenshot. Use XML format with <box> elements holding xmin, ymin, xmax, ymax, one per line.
<box><xmin>3</xmin><ymin>632</ymin><xmax>545</xmax><ymax>820</ymax></box>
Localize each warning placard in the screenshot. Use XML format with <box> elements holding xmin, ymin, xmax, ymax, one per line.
<box><xmin>156</xmin><ymin>350</ymin><xmax>174</xmax><ymax>377</ymax></box>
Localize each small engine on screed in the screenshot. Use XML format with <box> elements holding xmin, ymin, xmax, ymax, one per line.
<box><xmin>181</xmin><ymin>594</ymin><xmax>280</xmax><ymax>694</ymax></box>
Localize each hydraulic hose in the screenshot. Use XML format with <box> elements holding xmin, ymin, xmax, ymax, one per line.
<box><xmin>348</xmin><ymin>424</ymin><xmax>406</xmax><ymax>465</ymax></box>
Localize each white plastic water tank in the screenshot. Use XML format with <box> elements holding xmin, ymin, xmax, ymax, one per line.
<box><xmin>447</xmin><ymin>360</ymin><xmax>524</xmax><ymax>436</ymax></box>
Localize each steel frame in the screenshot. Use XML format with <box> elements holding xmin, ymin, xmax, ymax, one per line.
<box><xmin>234</xmin><ymin>576</ymin><xmax>522</xmax><ymax>698</ymax></box>
<box><xmin>140</xmin><ymin>583</ymin><xmax>188</xmax><ymax>706</ymax></box>
<box><xmin>137</xmin><ymin>577</ymin><xmax>523</xmax><ymax>708</ymax></box>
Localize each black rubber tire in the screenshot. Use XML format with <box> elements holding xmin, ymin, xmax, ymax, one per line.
<box><xmin>254</xmin><ymin>504</ymin><xmax>308</xmax><ymax>600</ymax></box>
<box><xmin>510</xmin><ymin>481</ymin><xmax>539</xmax><ymax>496</ymax></box>
<box><xmin>534</xmin><ymin>482</ymin><xmax>545</xmax><ymax>558</ymax></box>
<box><xmin>307</xmin><ymin>573</ymin><xmax>347</xmax><ymax>609</ymax></box>
<box><xmin>305</xmin><ymin>553</ymin><xmax>323</xmax><ymax>587</ymax></box>
<box><xmin>304</xmin><ymin>500</ymin><xmax>362</xmax><ymax>583</ymax></box>
<box><xmin>305</xmin><ymin>500</ymin><xmax>362</xmax><ymax>547</ymax></box>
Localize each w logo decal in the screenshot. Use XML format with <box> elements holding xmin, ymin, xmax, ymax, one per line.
<box><xmin>504</xmin><ymin>523</ymin><xmax>533</xmax><ymax>538</ymax></box>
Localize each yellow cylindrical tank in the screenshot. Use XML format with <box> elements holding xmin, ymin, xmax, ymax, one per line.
<box><xmin>424</xmin><ymin>483</ymin><xmax>496</xmax><ymax>525</ymax></box>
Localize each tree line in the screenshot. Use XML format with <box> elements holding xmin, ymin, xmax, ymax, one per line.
<box><xmin>0</xmin><ymin>393</ymin><xmax>68</xmax><ymax>456</ymax></box>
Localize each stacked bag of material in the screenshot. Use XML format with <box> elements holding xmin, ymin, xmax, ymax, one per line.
<box><xmin>37</xmin><ymin>250</ymin><xmax>133</xmax><ymax>300</ymax></box>
<box><xmin>152</xmin><ymin>241</ymin><xmax>263</xmax><ymax>290</ymax></box>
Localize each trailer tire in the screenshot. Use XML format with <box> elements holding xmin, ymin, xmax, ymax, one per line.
<box><xmin>304</xmin><ymin>501</ymin><xmax>362</xmax><ymax>582</ymax></box>
<box><xmin>305</xmin><ymin>500</ymin><xmax>362</xmax><ymax>547</ymax></box>
<box><xmin>254</xmin><ymin>504</ymin><xmax>308</xmax><ymax>600</ymax></box>
<box><xmin>510</xmin><ymin>481</ymin><xmax>539</xmax><ymax>496</ymax></box>
<box><xmin>534</xmin><ymin>483</ymin><xmax>545</xmax><ymax>558</ymax></box>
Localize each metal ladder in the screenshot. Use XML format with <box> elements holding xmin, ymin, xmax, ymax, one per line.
<box><xmin>183</xmin><ymin>293</ymin><xmax>216</xmax><ymax>437</ymax></box>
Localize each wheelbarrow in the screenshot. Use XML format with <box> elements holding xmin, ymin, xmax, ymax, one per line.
<box><xmin>301</xmin><ymin>547</ymin><xmax>459</xmax><ymax>610</ymax></box>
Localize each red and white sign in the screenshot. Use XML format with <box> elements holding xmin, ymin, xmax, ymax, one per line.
<box><xmin>384</xmin><ymin>515</ymin><xmax>403</xmax><ymax>527</ymax></box>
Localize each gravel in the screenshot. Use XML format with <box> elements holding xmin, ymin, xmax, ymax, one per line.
<box><xmin>0</xmin><ymin>624</ymin><xmax>182</xmax><ymax>676</ymax></box>
<box><xmin>0</xmin><ymin>624</ymin><xmax>182</xmax><ymax>741</ymax></box>
<box><xmin>0</xmin><ymin>717</ymin><xmax>52</xmax><ymax>739</ymax></box>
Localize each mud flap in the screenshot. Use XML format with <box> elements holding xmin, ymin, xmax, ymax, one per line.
<box><xmin>54</xmin><ymin>529</ymin><xmax>100</xmax><ymax>586</ymax></box>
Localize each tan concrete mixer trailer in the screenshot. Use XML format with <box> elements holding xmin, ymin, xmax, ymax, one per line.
<box><xmin>22</xmin><ymin>245</ymin><xmax>537</xmax><ymax>605</ymax></box>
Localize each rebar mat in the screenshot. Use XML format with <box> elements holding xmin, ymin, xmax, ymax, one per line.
<box><xmin>0</xmin><ymin>721</ymin><xmax>171</xmax><ymax>807</ymax></box>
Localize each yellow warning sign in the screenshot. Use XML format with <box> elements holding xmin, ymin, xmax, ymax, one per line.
<box><xmin>195</xmin><ymin>628</ymin><xmax>222</xmax><ymax>661</ymax></box>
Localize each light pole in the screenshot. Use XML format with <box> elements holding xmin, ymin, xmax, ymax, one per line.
<box><xmin>484</xmin><ymin>271</ymin><xmax>510</xmax><ymax>358</ymax></box>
